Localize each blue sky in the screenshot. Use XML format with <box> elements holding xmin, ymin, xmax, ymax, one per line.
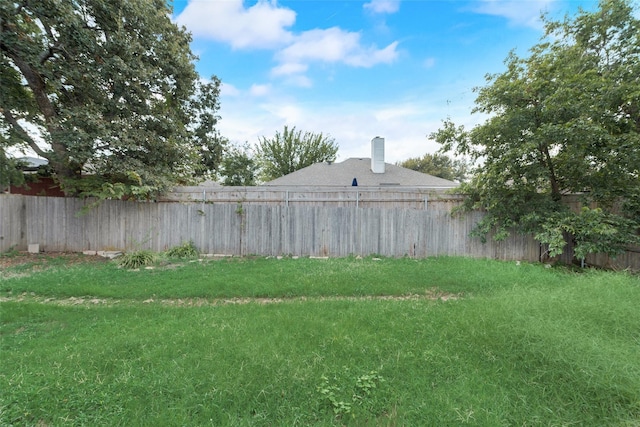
<box><xmin>172</xmin><ymin>0</ymin><xmax>599</xmax><ymax>163</ymax></box>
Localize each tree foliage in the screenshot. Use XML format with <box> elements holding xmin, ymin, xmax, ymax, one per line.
<box><xmin>256</xmin><ymin>126</ymin><xmax>338</xmax><ymax>181</ymax></box>
<box><xmin>0</xmin><ymin>0</ymin><xmax>224</xmax><ymax>199</ymax></box>
<box><xmin>397</xmin><ymin>153</ymin><xmax>468</xmax><ymax>182</ymax></box>
<box><xmin>220</xmin><ymin>143</ymin><xmax>258</xmax><ymax>186</ymax></box>
<box><xmin>433</xmin><ymin>0</ymin><xmax>640</xmax><ymax>260</ymax></box>
<box><xmin>0</xmin><ymin>147</ymin><xmax>25</xmax><ymax>189</ymax></box>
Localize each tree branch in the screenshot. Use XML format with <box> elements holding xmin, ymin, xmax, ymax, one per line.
<box><xmin>38</xmin><ymin>47</ymin><xmax>55</xmax><ymax>64</ymax></box>
<box><xmin>1</xmin><ymin>47</ymin><xmax>57</xmax><ymax>121</ymax></box>
<box><xmin>1</xmin><ymin>108</ymin><xmax>49</xmax><ymax>159</ymax></box>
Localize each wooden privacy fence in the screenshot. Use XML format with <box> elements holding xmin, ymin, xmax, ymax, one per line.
<box><xmin>1</xmin><ymin>194</ymin><xmax>539</xmax><ymax>260</ymax></box>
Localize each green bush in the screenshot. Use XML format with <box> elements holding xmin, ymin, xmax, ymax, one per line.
<box><xmin>117</xmin><ymin>250</ymin><xmax>156</xmax><ymax>269</ymax></box>
<box><xmin>165</xmin><ymin>241</ymin><xmax>199</xmax><ymax>259</ymax></box>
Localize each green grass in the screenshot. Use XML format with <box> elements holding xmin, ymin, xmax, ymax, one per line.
<box><xmin>0</xmin><ymin>256</ymin><xmax>586</xmax><ymax>300</ymax></box>
<box><xmin>1</xmin><ymin>256</ymin><xmax>639</xmax><ymax>426</ymax></box>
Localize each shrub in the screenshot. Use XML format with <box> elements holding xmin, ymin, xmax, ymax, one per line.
<box><xmin>118</xmin><ymin>250</ymin><xmax>156</xmax><ymax>269</ymax></box>
<box><xmin>165</xmin><ymin>241</ymin><xmax>199</xmax><ymax>259</ymax></box>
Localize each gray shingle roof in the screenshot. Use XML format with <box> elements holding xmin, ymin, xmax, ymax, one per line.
<box><xmin>263</xmin><ymin>158</ymin><xmax>458</xmax><ymax>188</ymax></box>
<box><xmin>17</xmin><ymin>156</ymin><xmax>48</xmax><ymax>170</ymax></box>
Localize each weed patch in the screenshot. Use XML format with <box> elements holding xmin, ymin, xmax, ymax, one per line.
<box><xmin>165</xmin><ymin>240</ymin><xmax>199</xmax><ymax>259</ymax></box>
<box><xmin>317</xmin><ymin>368</ymin><xmax>388</xmax><ymax>420</ymax></box>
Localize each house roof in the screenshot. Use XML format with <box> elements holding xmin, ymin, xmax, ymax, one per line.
<box><xmin>17</xmin><ymin>156</ymin><xmax>48</xmax><ymax>171</ymax></box>
<box><xmin>263</xmin><ymin>158</ymin><xmax>458</xmax><ymax>188</ymax></box>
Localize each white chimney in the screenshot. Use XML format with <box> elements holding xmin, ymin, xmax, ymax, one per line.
<box><xmin>371</xmin><ymin>137</ymin><xmax>385</xmax><ymax>173</ymax></box>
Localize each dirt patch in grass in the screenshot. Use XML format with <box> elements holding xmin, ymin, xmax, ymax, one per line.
<box><xmin>0</xmin><ymin>252</ymin><xmax>111</xmax><ymax>280</ymax></box>
<box><xmin>0</xmin><ymin>252</ymin><xmax>109</xmax><ymax>270</ymax></box>
<box><xmin>0</xmin><ymin>288</ymin><xmax>462</xmax><ymax>307</ymax></box>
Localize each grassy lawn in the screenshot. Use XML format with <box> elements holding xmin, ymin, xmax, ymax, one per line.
<box><xmin>1</xmin><ymin>254</ymin><xmax>639</xmax><ymax>426</ymax></box>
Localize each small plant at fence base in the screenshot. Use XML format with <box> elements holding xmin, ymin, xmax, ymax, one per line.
<box><xmin>165</xmin><ymin>241</ymin><xmax>199</xmax><ymax>259</ymax></box>
<box><xmin>117</xmin><ymin>250</ymin><xmax>156</xmax><ymax>269</ymax></box>
<box><xmin>316</xmin><ymin>369</ymin><xmax>387</xmax><ymax>420</ymax></box>
<box><xmin>1</xmin><ymin>245</ymin><xmax>20</xmax><ymax>258</ymax></box>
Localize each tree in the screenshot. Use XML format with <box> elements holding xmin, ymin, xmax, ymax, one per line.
<box><xmin>0</xmin><ymin>0</ymin><xmax>223</xmax><ymax>199</ymax></box>
<box><xmin>0</xmin><ymin>148</ymin><xmax>24</xmax><ymax>189</ymax></box>
<box><xmin>433</xmin><ymin>0</ymin><xmax>640</xmax><ymax>260</ymax></box>
<box><xmin>397</xmin><ymin>153</ymin><xmax>468</xmax><ymax>182</ymax></box>
<box><xmin>220</xmin><ymin>143</ymin><xmax>258</xmax><ymax>186</ymax></box>
<box><xmin>256</xmin><ymin>125</ymin><xmax>338</xmax><ymax>181</ymax></box>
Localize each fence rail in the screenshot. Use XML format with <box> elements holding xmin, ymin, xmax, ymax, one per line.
<box><xmin>158</xmin><ymin>186</ymin><xmax>464</xmax><ymax>211</ymax></box>
<box><xmin>1</xmin><ymin>194</ymin><xmax>637</xmax><ymax>270</ymax></box>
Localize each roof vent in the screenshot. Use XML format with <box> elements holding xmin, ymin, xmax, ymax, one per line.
<box><xmin>371</xmin><ymin>137</ymin><xmax>385</xmax><ymax>174</ymax></box>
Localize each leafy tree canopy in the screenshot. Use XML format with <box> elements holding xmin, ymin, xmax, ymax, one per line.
<box><xmin>0</xmin><ymin>0</ymin><xmax>224</xmax><ymax>199</ymax></box>
<box><xmin>397</xmin><ymin>153</ymin><xmax>469</xmax><ymax>182</ymax></box>
<box><xmin>256</xmin><ymin>125</ymin><xmax>338</xmax><ymax>182</ymax></box>
<box><xmin>220</xmin><ymin>143</ymin><xmax>258</xmax><ymax>186</ymax></box>
<box><xmin>432</xmin><ymin>0</ymin><xmax>640</xmax><ymax>260</ymax></box>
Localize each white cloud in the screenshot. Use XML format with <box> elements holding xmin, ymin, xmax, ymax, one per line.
<box><xmin>472</xmin><ymin>0</ymin><xmax>555</xmax><ymax>28</ymax></box>
<box><xmin>271</xmin><ymin>62</ymin><xmax>308</xmax><ymax>77</ymax></box>
<box><xmin>266</xmin><ymin>103</ymin><xmax>304</xmax><ymax>125</ymax></box>
<box><xmin>346</xmin><ymin>41</ymin><xmax>398</xmax><ymax>67</ymax></box>
<box><xmin>363</xmin><ymin>0</ymin><xmax>400</xmax><ymax>14</ymax></box>
<box><xmin>278</xmin><ymin>28</ymin><xmax>360</xmax><ymax>63</ymax></box>
<box><xmin>249</xmin><ymin>84</ymin><xmax>272</xmax><ymax>97</ymax></box>
<box><xmin>373</xmin><ymin>105</ymin><xmax>421</xmax><ymax>122</ymax></box>
<box><xmin>281</xmin><ymin>74</ymin><xmax>313</xmax><ymax>88</ymax></box>
<box><xmin>276</xmin><ymin>27</ymin><xmax>399</xmax><ymax>69</ymax></box>
<box><xmin>219</xmin><ymin>82</ymin><xmax>272</xmax><ymax>102</ymax></box>
<box><xmin>221</xmin><ymin>82</ymin><xmax>241</xmax><ymax>97</ymax></box>
<box><xmin>175</xmin><ymin>0</ymin><xmax>295</xmax><ymax>49</ymax></box>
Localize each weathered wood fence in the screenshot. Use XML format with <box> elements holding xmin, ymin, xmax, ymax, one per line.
<box><xmin>2</xmin><ymin>194</ymin><xmax>637</xmax><ymax>269</ymax></box>
<box><xmin>0</xmin><ymin>194</ymin><xmax>538</xmax><ymax>260</ymax></box>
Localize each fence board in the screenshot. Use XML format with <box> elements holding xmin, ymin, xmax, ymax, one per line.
<box><xmin>0</xmin><ymin>195</ymin><xmax>25</xmax><ymax>250</ymax></box>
